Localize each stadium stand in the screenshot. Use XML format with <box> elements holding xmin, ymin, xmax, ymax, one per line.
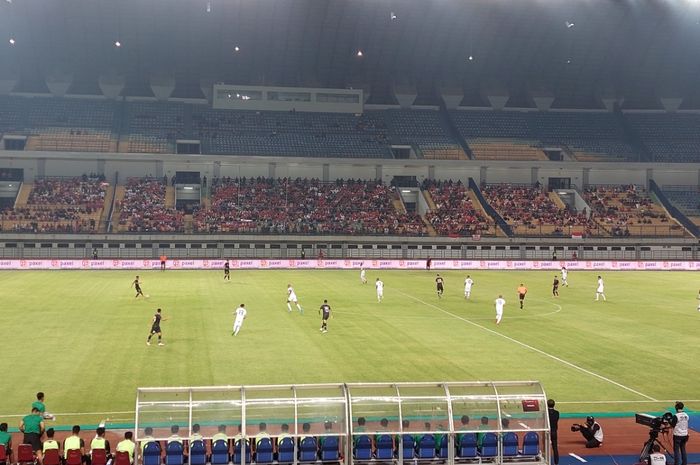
<box><xmin>481</xmin><ymin>184</ymin><xmax>594</xmax><ymax>236</ymax></box>
<box><xmin>194</xmin><ymin>177</ymin><xmax>425</xmax><ymax>235</ymax></box>
<box><xmin>625</xmin><ymin>112</ymin><xmax>700</xmax><ymax>163</ymax></box>
<box><xmin>422</xmin><ymin>179</ymin><xmax>495</xmax><ymax>236</ymax></box>
<box><xmin>116</xmin><ymin>177</ymin><xmax>184</xmax><ymax>233</ymax></box>
<box><xmin>123</xmin><ymin>102</ymin><xmax>185</xmax><ymax>154</ymax></box>
<box><xmin>0</xmin><ymin>175</ymin><xmax>106</xmax><ymax>233</ymax></box>
<box><xmin>449</xmin><ymin>110</ymin><xmax>636</xmax><ymax>161</ymax></box>
<box><xmin>583</xmin><ymin>184</ymin><xmax>686</xmax><ymax>236</ymax></box>
<box><xmin>660</xmin><ymin>187</ymin><xmax>700</xmax><ymax>217</ymax></box>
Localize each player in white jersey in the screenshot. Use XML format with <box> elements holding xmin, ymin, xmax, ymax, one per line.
<box><xmin>561</xmin><ymin>267</ymin><xmax>568</xmax><ymax>287</ymax></box>
<box><xmin>360</xmin><ymin>267</ymin><xmax>367</xmax><ymax>284</ymax></box>
<box><xmin>595</xmin><ymin>276</ymin><xmax>606</xmax><ymax>301</ymax></box>
<box><xmin>232</xmin><ymin>304</ymin><xmax>247</xmax><ymax>336</ymax></box>
<box><xmin>464</xmin><ymin>276</ymin><xmax>474</xmax><ymax>299</ymax></box>
<box><xmin>287</xmin><ymin>284</ymin><xmax>303</xmax><ymax>313</ymax></box>
<box><xmin>494</xmin><ymin>295</ymin><xmax>506</xmax><ymax>325</ymax></box>
<box><xmin>375</xmin><ymin>278</ymin><xmax>384</xmax><ymax>303</ymax></box>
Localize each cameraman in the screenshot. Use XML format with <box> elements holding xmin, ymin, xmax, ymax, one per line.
<box><xmin>571</xmin><ymin>416</ymin><xmax>603</xmax><ymax>448</ymax></box>
<box><xmin>670</xmin><ymin>402</ymin><xmax>689</xmax><ymax>465</ymax></box>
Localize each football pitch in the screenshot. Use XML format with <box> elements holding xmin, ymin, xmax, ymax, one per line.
<box><xmin>2</xmin><ymin>268</ymin><xmax>699</xmax><ymax>426</ymax></box>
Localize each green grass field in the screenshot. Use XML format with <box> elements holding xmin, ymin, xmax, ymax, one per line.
<box><xmin>2</xmin><ymin>269</ymin><xmax>699</xmax><ymax>426</ymax></box>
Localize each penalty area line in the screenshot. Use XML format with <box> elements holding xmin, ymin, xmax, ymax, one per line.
<box><xmin>396</xmin><ymin>290</ymin><xmax>657</xmax><ymax>402</ymax></box>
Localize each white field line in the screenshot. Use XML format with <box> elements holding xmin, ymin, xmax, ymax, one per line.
<box><xmin>396</xmin><ymin>290</ymin><xmax>657</xmax><ymax>402</ymax></box>
<box><xmin>569</xmin><ymin>453</ymin><xmax>588</xmax><ymax>462</ymax></box>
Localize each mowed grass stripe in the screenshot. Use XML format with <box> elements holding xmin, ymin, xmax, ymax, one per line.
<box><xmin>1</xmin><ymin>269</ymin><xmax>699</xmax><ymax>424</ymax></box>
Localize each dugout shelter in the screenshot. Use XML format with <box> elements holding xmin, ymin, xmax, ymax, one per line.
<box><xmin>135</xmin><ymin>381</ymin><xmax>550</xmax><ymax>465</ymax></box>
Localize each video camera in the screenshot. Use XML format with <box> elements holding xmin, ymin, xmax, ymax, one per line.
<box><xmin>635</xmin><ymin>412</ymin><xmax>673</xmax><ymax>431</ymax></box>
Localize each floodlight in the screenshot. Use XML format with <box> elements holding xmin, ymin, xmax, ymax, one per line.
<box><xmin>356</xmin><ymin>50</ymin><xmax>363</xmax><ymax>57</ymax></box>
<box><xmin>206</xmin><ymin>1</ymin><xmax>211</xmax><ymax>13</ymax></box>
<box><xmin>114</xmin><ymin>40</ymin><xmax>122</xmax><ymax>47</ymax></box>
<box><xmin>234</xmin><ymin>45</ymin><xmax>240</xmax><ymax>52</ymax></box>
<box><xmin>565</xmin><ymin>21</ymin><xmax>574</xmax><ymax>29</ymax></box>
<box><xmin>468</xmin><ymin>55</ymin><xmax>473</xmax><ymax>61</ymax></box>
<box><xmin>9</xmin><ymin>38</ymin><xmax>15</xmax><ymax>45</ymax></box>
<box><xmin>390</xmin><ymin>11</ymin><xmax>397</xmax><ymax>20</ymax></box>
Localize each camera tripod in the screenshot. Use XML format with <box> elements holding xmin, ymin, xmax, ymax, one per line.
<box><xmin>639</xmin><ymin>428</ymin><xmax>673</xmax><ymax>463</ymax></box>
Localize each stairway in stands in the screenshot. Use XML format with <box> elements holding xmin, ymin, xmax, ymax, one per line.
<box><xmin>14</xmin><ymin>182</ymin><xmax>33</xmax><ymax>207</ymax></box>
<box><xmin>418</xmin><ymin>191</ymin><xmax>438</xmax><ymax>237</ymax></box>
<box><xmin>98</xmin><ymin>184</ymin><xmax>116</xmax><ymax>232</ymax></box>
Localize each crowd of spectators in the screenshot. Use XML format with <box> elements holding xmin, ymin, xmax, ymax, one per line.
<box><xmin>481</xmin><ymin>183</ymin><xmax>594</xmax><ymax>236</ymax></box>
<box><xmin>422</xmin><ymin>180</ymin><xmax>493</xmax><ymax>236</ymax></box>
<box><xmin>194</xmin><ymin>177</ymin><xmax>425</xmax><ymax>236</ymax></box>
<box><xmin>584</xmin><ymin>185</ymin><xmax>670</xmax><ymax>236</ymax></box>
<box><xmin>117</xmin><ymin>177</ymin><xmax>184</xmax><ymax>233</ymax></box>
<box><xmin>27</xmin><ymin>175</ymin><xmax>106</xmax><ymax>210</ymax></box>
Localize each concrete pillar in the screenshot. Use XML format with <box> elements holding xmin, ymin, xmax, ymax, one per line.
<box><xmin>323</xmin><ymin>164</ymin><xmax>330</xmax><ymax>182</ymax></box>
<box><xmin>479</xmin><ymin>166</ymin><xmax>487</xmax><ymax>185</ymax></box>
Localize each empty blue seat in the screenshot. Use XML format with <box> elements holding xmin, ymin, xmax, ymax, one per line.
<box><xmin>522</xmin><ymin>431</ymin><xmax>540</xmax><ymax>457</ymax></box>
<box><xmin>256</xmin><ymin>437</ymin><xmax>274</xmax><ymax>464</ymax></box>
<box><xmin>233</xmin><ymin>440</ymin><xmax>251</xmax><ymax>465</ymax></box>
<box><xmin>417</xmin><ymin>435</ymin><xmax>436</xmax><ymax>459</ymax></box>
<box><xmin>354</xmin><ymin>435</ymin><xmax>372</xmax><ymax>460</ymax></box>
<box><xmin>458</xmin><ymin>433</ymin><xmax>477</xmax><ymax>459</ymax></box>
<box><xmin>299</xmin><ymin>437</ymin><xmax>318</xmax><ymax>462</ymax></box>
<box><xmin>502</xmin><ymin>432</ymin><xmax>519</xmax><ymax>457</ymax></box>
<box><xmin>165</xmin><ymin>442</ymin><xmax>183</xmax><ymax>465</ymax></box>
<box><xmin>211</xmin><ymin>439</ymin><xmax>229</xmax><ymax>465</ymax></box>
<box><xmin>399</xmin><ymin>435</ymin><xmax>416</xmax><ymax>459</ymax></box>
<box><xmin>320</xmin><ymin>436</ymin><xmax>339</xmax><ymax>461</ymax></box>
<box><xmin>480</xmin><ymin>433</ymin><xmax>498</xmax><ymax>459</ymax></box>
<box><xmin>438</xmin><ymin>435</ymin><xmax>449</xmax><ymax>459</ymax></box>
<box><xmin>143</xmin><ymin>441</ymin><xmax>161</xmax><ymax>465</ymax></box>
<box><xmin>375</xmin><ymin>435</ymin><xmax>393</xmax><ymax>460</ymax></box>
<box><xmin>278</xmin><ymin>437</ymin><xmax>295</xmax><ymax>463</ymax></box>
<box><xmin>189</xmin><ymin>440</ymin><xmax>206</xmax><ymax>465</ymax></box>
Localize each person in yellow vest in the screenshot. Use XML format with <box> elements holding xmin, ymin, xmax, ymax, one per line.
<box><xmin>211</xmin><ymin>424</ymin><xmax>229</xmax><ymax>447</ymax></box>
<box><xmin>90</xmin><ymin>426</ymin><xmax>111</xmax><ymax>464</ymax></box>
<box><xmin>42</xmin><ymin>428</ymin><xmax>60</xmax><ymax>455</ymax></box>
<box><xmin>140</xmin><ymin>427</ymin><xmax>159</xmax><ymax>454</ymax></box>
<box><xmin>64</xmin><ymin>425</ymin><xmax>86</xmax><ymax>464</ymax></box>
<box><xmin>115</xmin><ymin>432</ymin><xmax>136</xmax><ymax>465</ymax></box>
<box><xmin>232</xmin><ymin>424</ymin><xmax>248</xmax><ymax>447</ymax></box>
<box><xmin>275</xmin><ymin>424</ymin><xmax>291</xmax><ymax>454</ymax></box>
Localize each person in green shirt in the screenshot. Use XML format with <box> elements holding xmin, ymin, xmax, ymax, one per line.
<box><xmin>353</xmin><ymin>417</ymin><xmax>369</xmax><ymax>448</ymax></box>
<box><xmin>20</xmin><ymin>408</ymin><xmax>45</xmax><ymax>456</ymax></box>
<box><xmin>455</xmin><ymin>415</ymin><xmax>471</xmax><ymax>444</ymax></box>
<box><xmin>476</xmin><ymin>417</ymin><xmax>490</xmax><ymax>449</ymax></box>
<box><xmin>32</xmin><ymin>392</ymin><xmax>55</xmax><ymax>421</ymax></box>
<box><xmin>0</xmin><ymin>422</ymin><xmax>13</xmax><ymax>463</ymax></box>
<box><xmin>116</xmin><ymin>432</ymin><xmax>136</xmax><ymax>464</ymax></box>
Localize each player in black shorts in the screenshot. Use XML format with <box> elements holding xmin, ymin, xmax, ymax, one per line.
<box><xmin>224</xmin><ymin>260</ymin><xmax>230</xmax><ymax>281</ymax></box>
<box><xmin>319</xmin><ymin>299</ymin><xmax>332</xmax><ymax>333</ymax></box>
<box><xmin>146</xmin><ymin>308</ymin><xmax>164</xmax><ymax>346</ymax></box>
<box><xmin>436</xmin><ymin>274</ymin><xmax>445</xmax><ymax>298</ymax></box>
<box><xmin>552</xmin><ymin>276</ymin><xmax>560</xmax><ymax>297</ymax></box>
<box><xmin>132</xmin><ymin>275</ymin><xmax>144</xmax><ymax>298</ymax></box>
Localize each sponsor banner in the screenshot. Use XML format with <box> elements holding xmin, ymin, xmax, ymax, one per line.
<box><xmin>0</xmin><ymin>259</ymin><xmax>698</xmax><ymax>270</ymax></box>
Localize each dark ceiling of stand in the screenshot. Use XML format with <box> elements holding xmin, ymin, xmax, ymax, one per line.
<box><xmin>1</xmin><ymin>0</ymin><xmax>700</xmax><ymax>108</ymax></box>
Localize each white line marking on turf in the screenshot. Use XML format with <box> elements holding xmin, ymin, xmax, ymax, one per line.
<box><xmin>0</xmin><ymin>410</ymin><xmax>135</xmax><ymax>418</ymax></box>
<box><xmin>397</xmin><ymin>290</ymin><xmax>657</xmax><ymax>402</ymax></box>
<box><xmin>569</xmin><ymin>453</ymin><xmax>587</xmax><ymax>462</ymax></box>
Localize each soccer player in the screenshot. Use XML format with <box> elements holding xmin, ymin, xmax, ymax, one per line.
<box><xmin>552</xmin><ymin>276</ymin><xmax>559</xmax><ymax>297</ymax></box>
<box><xmin>435</xmin><ymin>274</ymin><xmax>445</xmax><ymax>298</ymax></box>
<box><xmin>561</xmin><ymin>267</ymin><xmax>569</xmax><ymax>287</ymax></box>
<box><xmin>287</xmin><ymin>284</ymin><xmax>303</xmax><ymax>313</ymax></box>
<box><xmin>360</xmin><ymin>266</ymin><xmax>367</xmax><ymax>284</ymax></box>
<box><xmin>319</xmin><ymin>299</ymin><xmax>332</xmax><ymax>333</ymax></box>
<box><xmin>595</xmin><ymin>276</ymin><xmax>606</xmax><ymax>301</ymax></box>
<box><xmin>132</xmin><ymin>275</ymin><xmax>144</xmax><ymax>298</ymax></box>
<box><xmin>146</xmin><ymin>308</ymin><xmax>165</xmax><ymax>346</ymax></box>
<box><xmin>375</xmin><ymin>278</ymin><xmax>384</xmax><ymax>303</ymax></box>
<box><xmin>464</xmin><ymin>275</ymin><xmax>474</xmax><ymax>300</ymax></box>
<box><xmin>696</xmin><ymin>290</ymin><xmax>700</xmax><ymax>312</ymax></box>
<box><xmin>232</xmin><ymin>304</ymin><xmax>247</xmax><ymax>336</ymax></box>
<box><xmin>494</xmin><ymin>295</ymin><xmax>506</xmax><ymax>325</ymax></box>
<box><xmin>224</xmin><ymin>260</ymin><xmax>230</xmax><ymax>281</ymax></box>
<box><xmin>517</xmin><ymin>283</ymin><xmax>528</xmax><ymax>309</ymax></box>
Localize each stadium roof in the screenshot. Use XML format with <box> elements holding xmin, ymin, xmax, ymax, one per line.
<box><xmin>1</xmin><ymin>0</ymin><xmax>700</xmax><ymax>108</ymax></box>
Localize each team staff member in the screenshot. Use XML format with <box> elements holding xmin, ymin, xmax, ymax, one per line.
<box><xmin>160</xmin><ymin>255</ymin><xmax>167</xmax><ymax>271</ymax></box>
<box><xmin>32</xmin><ymin>392</ymin><xmax>55</xmax><ymax>420</ymax></box>
<box><xmin>20</xmin><ymin>407</ymin><xmax>45</xmax><ymax>459</ymax></box>
<box><xmin>547</xmin><ymin>399</ymin><xmax>560</xmax><ymax>465</ymax></box>
<box><xmin>517</xmin><ymin>283</ymin><xmax>528</xmax><ymax>309</ymax></box>
<box><xmin>0</xmin><ymin>423</ymin><xmax>13</xmax><ymax>462</ymax></box>
<box><xmin>64</xmin><ymin>425</ymin><xmax>86</xmax><ymax>464</ymax></box>
<box><xmin>572</xmin><ymin>416</ymin><xmax>603</xmax><ymax>448</ymax></box>
<box><xmin>670</xmin><ymin>402</ymin><xmax>689</xmax><ymax>465</ymax></box>
<box><xmin>116</xmin><ymin>432</ymin><xmax>136</xmax><ymax>465</ymax></box>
